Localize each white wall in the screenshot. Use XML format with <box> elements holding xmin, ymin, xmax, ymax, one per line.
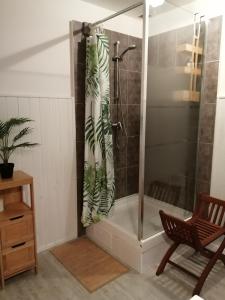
<box><xmin>0</xmin><ymin>96</ymin><xmax>76</xmax><ymax>252</ymax></box>
<box><xmin>211</xmin><ymin>98</ymin><xmax>225</xmax><ymax>199</ymax></box>
<box><xmin>211</xmin><ymin>15</ymin><xmax>225</xmax><ymax>199</ymax></box>
<box><xmin>0</xmin><ymin>0</ymin><xmax>142</xmax><ymax>98</ymax></box>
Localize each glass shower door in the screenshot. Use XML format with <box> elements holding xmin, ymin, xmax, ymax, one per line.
<box><xmin>142</xmin><ymin>1</ymin><xmax>205</xmax><ymax>239</ymax></box>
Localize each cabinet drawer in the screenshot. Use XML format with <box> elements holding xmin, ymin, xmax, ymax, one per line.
<box><xmin>1</xmin><ymin>214</ymin><xmax>34</xmax><ymax>248</ymax></box>
<box><xmin>2</xmin><ymin>240</ymin><xmax>35</xmax><ymax>278</ymax></box>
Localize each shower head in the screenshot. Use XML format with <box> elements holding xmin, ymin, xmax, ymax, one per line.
<box><xmin>128</xmin><ymin>44</ymin><xmax>137</xmax><ymax>50</ymax></box>
<box><xmin>119</xmin><ymin>44</ymin><xmax>136</xmax><ymax>60</ymax></box>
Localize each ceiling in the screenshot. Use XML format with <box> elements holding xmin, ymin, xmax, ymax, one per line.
<box><xmin>81</xmin><ymin>0</ymin><xmax>197</xmax><ymax>18</ymax></box>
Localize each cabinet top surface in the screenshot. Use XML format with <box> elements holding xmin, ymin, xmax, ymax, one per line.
<box><xmin>0</xmin><ymin>171</ymin><xmax>33</xmax><ymax>190</ymax></box>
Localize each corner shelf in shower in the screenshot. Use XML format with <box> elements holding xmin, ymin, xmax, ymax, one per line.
<box><xmin>176</xmin><ymin>43</ymin><xmax>203</xmax><ymax>55</ymax></box>
<box><xmin>173</xmin><ymin>90</ymin><xmax>200</xmax><ymax>102</ymax></box>
<box><xmin>176</xmin><ymin>66</ymin><xmax>202</xmax><ymax>76</ymax></box>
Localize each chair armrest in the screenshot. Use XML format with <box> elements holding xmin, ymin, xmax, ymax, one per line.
<box><xmin>159</xmin><ymin>210</ymin><xmax>200</xmax><ymax>248</ymax></box>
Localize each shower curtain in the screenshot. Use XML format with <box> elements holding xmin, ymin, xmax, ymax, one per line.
<box><xmin>81</xmin><ymin>27</ymin><xmax>115</xmax><ymax>227</ymax></box>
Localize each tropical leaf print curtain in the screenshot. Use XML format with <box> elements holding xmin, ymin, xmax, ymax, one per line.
<box><xmin>81</xmin><ymin>27</ymin><xmax>115</xmax><ymax>227</ymax></box>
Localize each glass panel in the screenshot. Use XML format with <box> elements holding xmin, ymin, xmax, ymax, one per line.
<box><xmin>143</xmin><ymin>1</ymin><xmax>205</xmax><ymax>239</ymax></box>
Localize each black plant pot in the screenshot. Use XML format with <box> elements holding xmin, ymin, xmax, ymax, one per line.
<box><xmin>0</xmin><ymin>163</ymin><xmax>14</xmax><ymax>179</ymax></box>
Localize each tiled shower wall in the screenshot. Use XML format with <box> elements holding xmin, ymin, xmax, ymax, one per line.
<box><xmin>107</xmin><ymin>30</ymin><xmax>142</xmax><ymax>199</ymax></box>
<box><xmin>197</xmin><ymin>16</ymin><xmax>222</xmax><ymax>194</ymax></box>
<box><xmin>73</xmin><ymin>22</ymin><xmax>142</xmax><ymax>235</ymax></box>
<box><xmin>144</xmin><ymin>16</ymin><xmax>222</xmax><ymax>210</ymax></box>
<box><xmin>145</xmin><ymin>23</ymin><xmax>204</xmax><ymax>211</ymax></box>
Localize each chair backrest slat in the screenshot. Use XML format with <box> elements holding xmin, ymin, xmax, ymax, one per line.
<box><xmin>218</xmin><ymin>207</ymin><xmax>224</xmax><ymax>225</ymax></box>
<box><xmin>212</xmin><ymin>204</ymin><xmax>220</xmax><ymax>224</ymax></box>
<box><xmin>208</xmin><ymin>203</ymin><xmax>215</xmax><ymax>221</ymax></box>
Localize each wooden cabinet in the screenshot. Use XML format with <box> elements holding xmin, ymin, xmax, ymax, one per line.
<box><xmin>0</xmin><ymin>171</ymin><xmax>37</xmax><ymax>287</ymax></box>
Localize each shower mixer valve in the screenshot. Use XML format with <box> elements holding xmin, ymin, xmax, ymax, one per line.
<box><xmin>112</xmin><ymin>122</ymin><xmax>122</xmax><ymax>130</ymax></box>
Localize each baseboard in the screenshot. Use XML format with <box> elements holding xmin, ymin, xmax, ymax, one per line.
<box><xmin>37</xmin><ymin>235</ymin><xmax>77</xmax><ymax>253</ymax></box>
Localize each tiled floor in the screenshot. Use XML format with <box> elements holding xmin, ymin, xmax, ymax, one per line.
<box><xmin>0</xmin><ymin>250</ymin><xmax>225</xmax><ymax>300</ymax></box>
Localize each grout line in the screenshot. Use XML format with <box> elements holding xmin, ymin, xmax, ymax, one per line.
<box><xmin>115</xmin><ymin>165</ymin><xmax>139</xmax><ymax>170</ymax></box>
<box><xmin>198</xmin><ymin>142</ymin><xmax>214</xmax><ymax>146</ymax></box>
<box><xmin>204</xmin><ymin>59</ymin><xmax>220</xmax><ymax>63</ymax></box>
<box><xmin>126</xmin><ymin>104</ymin><xmax>141</xmax><ymax>106</ymax></box>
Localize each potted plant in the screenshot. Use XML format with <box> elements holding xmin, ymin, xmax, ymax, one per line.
<box><xmin>0</xmin><ymin>117</ymin><xmax>38</xmax><ymax>179</ymax></box>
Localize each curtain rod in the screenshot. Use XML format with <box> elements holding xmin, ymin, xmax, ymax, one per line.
<box><xmin>81</xmin><ymin>1</ymin><xmax>143</xmax><ymax>36</ymax></box>
<box><xmin>91</xmin><ymin>1</ymin><xmax>143</xmax><ymax>27</ymax></box>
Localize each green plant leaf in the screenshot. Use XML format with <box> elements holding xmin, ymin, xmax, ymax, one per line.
<box><xmin>0</xmin><ymin>121</ymin><xmax>6</xmax><ymax>139</ymax></box>
<box><xmin>8</xmin><ymin>142</ymin><xmax>38</xmax><ymax>152</ymax></box>
<box><xmin>0</xmin><ymin>118</ymin><xmax>38</xmax><ymax>163</ymax></box>
<box><xmin>4</xmin><ymin>118</ymin><xmax>33</xmax><ymax>134</ymax></box>
<box><xmin>85</xmin><ymin>43</ymin><xmax>100</xmax><ymax>98</ymax></box>
<box><xmin>85</xmin><ymin>116</ymin><xmax>95</xmax><ymax>153</ymax></box>
<box><xmin>13</xmin><ymin>127</ymin><xmax>33</xmax><ymax>143</ymax></box>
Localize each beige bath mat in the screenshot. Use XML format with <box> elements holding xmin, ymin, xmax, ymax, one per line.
<box><xmin>51</xmin><ymin>237</ymin><xmax>129</xmax><ymax>292</ymax></box>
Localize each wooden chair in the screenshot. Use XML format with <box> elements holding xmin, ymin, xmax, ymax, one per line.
<box><xmin>156</xmin><ymin>193</ymin><xmax>225</xmax><ymax>296</ymax></box>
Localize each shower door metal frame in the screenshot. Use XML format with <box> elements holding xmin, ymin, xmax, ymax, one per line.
<box><xmin>138</xmin><ymin>0</ymin><xmax>150</xmax><ymax>241</ymax></box>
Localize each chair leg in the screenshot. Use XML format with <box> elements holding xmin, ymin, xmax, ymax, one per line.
<box><xmin>193</xmin><ymin>238</ymin><xmax>225</xmax><ymax>296</ymax></box>
<box><xmin>203</xmin><ymin>248</ymin><xmax>225</xmax><ymax>266</ymax></box>
<box><xmin>220</xmin><ymin>254</ymin><xmax>225</xmax><ymax>266</ymax></box>
<box><xmin>156</xmin><ymin>242</ymin><xmax>179</xmax><ymax>276</ymax></box>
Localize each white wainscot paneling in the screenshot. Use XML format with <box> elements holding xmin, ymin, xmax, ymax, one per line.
<box><xmin>0</xmin><ymin>96</ymin><xmax>77</xmax><ymax>251</ymax></box>
<box><xmin>211</xmin><ymin>98</ymin><xmax>225</xmax><ymax>199</ymax></box>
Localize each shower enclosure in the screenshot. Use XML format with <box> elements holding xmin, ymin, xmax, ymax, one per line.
<box><xmin>71</xmin><ymin>0</ymin><xmax>221</xmax><ymax>272</ymax></box>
